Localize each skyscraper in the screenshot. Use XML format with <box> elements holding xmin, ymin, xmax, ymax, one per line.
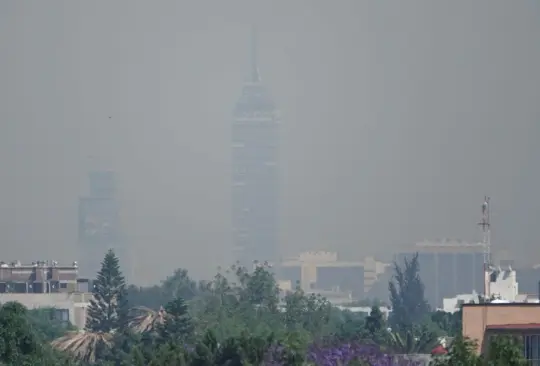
<box><xmin>78</xmin><ymin>170</ymin><xmax>121</xmax><ymax>278</ymax></box>
<box><xmin>232</xmin><ymin>27</ymin><xmax>280</xmax><ymax>266</ymax></box>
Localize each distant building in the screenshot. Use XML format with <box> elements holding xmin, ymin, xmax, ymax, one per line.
<box><xmin>78</xmin><ymin>170</ymin><xmax>121</xmax><ymax>278</ymax></box>
<box><xmin>0</xmin><ymin>261</ymin><xmax>92</xmax><ymax>329</ymax></box>
<box><xmin>397</xmin><ymin>240</ymin><xmax>485</xmax><ymax>308</ymax></box>
<box><xmin>462</xmin><ymin>302</ymin><xmax>540</xmax><ymax>360</ymax></box>
<box><xmin>277</xmin><ymin>251</ymin><xmax>369</xmax><ymax>299</ymax></box>
<box><xmin>363</xmin><ymin>256</ymin><xmax>392</xmax><ymax>293</ymax></box>
<box><xmin>442</xmin><ymin>267</ymin><xmax>520</xmax><ymax>313</ymax></box>
<box><xmin>364</xmin><ymin>265</ymin><xmax>394</xmax><ymax>303</ymax></box>
<box><xmin>515</xmin><ymin>265</ymin><xmax>540</xmax><ymax>296</ymax></box>
<box><xmin>231</xmin><ymin>28</ymin><xmax>280</xmax><ymax>266</ymax></box>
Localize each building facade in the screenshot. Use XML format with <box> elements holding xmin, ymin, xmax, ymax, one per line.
<box><xmin>0</xmin><ymin>261</ymin><xmax>81</xmax><ymax>294</ymax></box>
<box><xmin>277</xmin><ymin>251</ymin><xmax>366</xmax><ymax>300</ymax></box>
<box><xmin>232</xmin><ymin>28</ymin><xmax>280</xmax><ymax>266</ymax></box>
<box><xmin>396</xmin><ymin>240</ymin><xmax>485</xmax><ymax>308</ymax></box>
<box><xmin>0</xmin><ymin>292</ymin><xmax>92</xmax><ymax>329</ymax></box>
<box><xmin>78</xmin><ymin>170</ymin><xmax>121</xmax><ymax>278</ymax></box>
<box><xmin>0</xmin><ymin>261</ymin><xmax>92</xmax><ymax>329</ymax></box>
<box><xmin>462</xmin><ymin>303</ymin><xmax>540</xmax><ymax>363</ymax></box>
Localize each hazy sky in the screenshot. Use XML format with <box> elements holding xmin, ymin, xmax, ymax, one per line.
<box><xmin>1</xmin><ymin>1</ymin><xmax>539</xmax><ymax>284</ymax></box>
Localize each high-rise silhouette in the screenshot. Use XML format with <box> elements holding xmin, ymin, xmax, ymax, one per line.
<box><xmin>231</xmin><ymin>27</ymin><xmax>280</xmax><ymax>266</ymax></box>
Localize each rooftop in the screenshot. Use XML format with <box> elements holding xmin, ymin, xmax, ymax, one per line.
<box><xmin>463</xmin><ymin>302</ymin><xmax>540</xmax><ymax>307</ymax></box>
<box><xmin>0</xmin><ymin>260</ymin><xmax>78</xmax><ymax>269</ymax></box>
<box><xmin>399</xmin><ymin>240</ymin><xmax>486</xmax><ymax>254</ymax></box>
<box><xmin>486</xmin><ymin>323</ymin><xmax>540</xmax><ymax>330</ymax></box>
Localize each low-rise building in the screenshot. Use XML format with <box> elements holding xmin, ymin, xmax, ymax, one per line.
<box><xmin>277</xmin><ymin>251</ymin><xmax>389</xmax><ymax>300</ymax></box>
<box><xmin>442</xmin><ymin>267</ymin><xmax>520</xmax><ymax>313</ymax></box>
<box><xmin>462</xmin><ymin>302</ymin><xmax>540</xmax><ymax>361</ymax></box>
<box><xmin>0</xmin><ymin>292</ymin><xmax>92</xmax><ymax>329</ymax></box>
<box><xmin>0</xmin><ymin>260</ymin><xmax>92</xmax><ymax>329</ymax></box>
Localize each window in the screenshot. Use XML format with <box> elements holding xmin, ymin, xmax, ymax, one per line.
<box><xmin>53</xmin><ymin>309</ymin><xmax>70</xmax><ymax>326</ymax></box>
<box><xmin>524</xmin><ymin>334</ymin><xmax>540</xmax><ymax>365</ymax></box>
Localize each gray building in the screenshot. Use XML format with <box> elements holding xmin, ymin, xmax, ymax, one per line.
<box><xmin>396</xmin><ymin>240</ymin><xmax>485</xmax><ymax>308</ymax></box>
<box><xmin>78</xmin><ymin>170</ymin><xmax>121</xmax><ymax>278</ymax></box>
<box><xmin>232</xmin><ymin>28</ymin><xmax>280</xmax><ymax>266</ymax></box>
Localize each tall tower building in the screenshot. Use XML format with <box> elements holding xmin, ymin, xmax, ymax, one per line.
<box><xmin>232</xmin><ymin>27</ymin><xmax>280</xmax><ymax>266</ymax></box>
<box><xmin>78</xmin><ymin>170</ymin><xmax>121</xmax><ymax>278</ymax></box>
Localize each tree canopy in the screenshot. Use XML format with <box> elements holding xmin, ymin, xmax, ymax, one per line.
<box><xmin>0</xmin><ymin>250</ymin><xmax>528</xmax><ymax>365</ymax></box>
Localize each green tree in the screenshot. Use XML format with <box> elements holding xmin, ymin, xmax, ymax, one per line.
<box><xmin>86</xmin><ymin>249</ymin><xmax>129</xmax><ymax>333</ymax></box>
<box><xmin>335</xmin><ymin>310</ymin><xmax>366</xmax><ymax>341</ymax></box>
<box><xmin>365</xmin><ymin>305</ymin><xmax>385</xmax><ymax>335</ymax></box>
<box><xmin>386</xmin><ymin>326</ymin><xmax>439</xmax><ymax>354</ymax></box>
<box><xmin>161</xmin><ymin>268</ymin><xmax>198</xmax><ymax>302</ymax></box>
<box><xmin>283</xmin><ymin>286</ymin><xmax>332</xmax><ymax>337</ymax></box>
<box><xmin>0</xmin><ymin>301</ymin><xmax>43</xmax><ymax>365</ymax></box>
<box><xmin>430</xmin><ymin>310</ymin><xmax>462</xmax><ymax>337</ymax></box>
<box><xmin>388</xmin><ymin>252</ymin><xmax>430</xmax><ymax>329</ymax></box>
<box><xmin>0</xmin><ymin>302</ymin><xmax>71</xmax><ymax>366</ymax></box>
<box><xmin>363</xmin><ymin>305</ymin><xmax>388</xmax><ymax>345</ymax></box>
<box><xmin>157</xmin><ymin>297</ymin><xmax>194</xmax><ymax>344</ymax></box>
<box><xmin>27</xmin><ymin>307</ymin><xmax>76</xmax><ymax>341</ymax></box>
<box><xmin>236</xmin><ymin>264</ymin><xmax>280</xmax><ymax>313</ymax></box>
<box><xmin>432</xmin><ymin>335</ymin><xmax>482</xmax><ymax>366</ymax></box>
<box><xmin>485</xmin><ymin>335</ymin><xmax>527</xmax><ymax>365</ymax></box>
<box><xmin>126</xmin><ymin>285</ymin><xmax>165</xmax><ymax>310</ymax></box>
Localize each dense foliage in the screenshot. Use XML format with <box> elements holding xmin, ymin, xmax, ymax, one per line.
<box><xmin>0</xmin><ymin>250</ymin><xmax>529</xmax><ymax>365</ymax></box>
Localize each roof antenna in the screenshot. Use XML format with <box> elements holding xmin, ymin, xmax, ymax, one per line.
<box><xmin>250</xmin><ymin>25</ymin><xmax>261</xmax><ymax>82</ymax></box>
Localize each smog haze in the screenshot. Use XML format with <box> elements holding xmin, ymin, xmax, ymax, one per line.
<box><xmin>0</xmin><ymin>1</ymin><xmax>539</xmax><ymax>284</ymax></box>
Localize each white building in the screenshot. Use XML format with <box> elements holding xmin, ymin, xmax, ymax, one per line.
<box><xmin>442</xmin><ymin>267</ymin><xmax>520</xmax><ymax>313</ymax></box>
<box><xmin>0</xmin><ymin>292</ymin><xmax>92</xmax><ymax>329</ymax></box>
<box><xmin>486</xmin><ymin>267</ymin><xmax>518</xmax><ymax>301</ymax></box>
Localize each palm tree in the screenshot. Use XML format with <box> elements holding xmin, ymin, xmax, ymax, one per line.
<box><xmin>387</xmin><ymin>328</ymin><xmax>439</xmax><ymax>354</ymax></box>
<box><xmin>51</xmin><ymin>330</ymin><xmax>112</xmax><ymax>363</ymax></box>
<box><xmin>128</xmin><ymin>306</ymin><xmax>167</xmax><ymax>334</ymax></box>
<box><xmin>51</xmin><ymin>306</ymin><xmax>165</xmax><ymax>363</ymax></box>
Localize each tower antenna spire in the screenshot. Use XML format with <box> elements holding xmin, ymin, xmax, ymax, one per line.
<box><xmin>250</xmin><ymin>25</ymin><xmax>260</xmax><ymax>82</ymax></box>
<box><xmin>478</xmin><ymin>196</ymin><xmax>491</xmax><ymax>298</ymax></box>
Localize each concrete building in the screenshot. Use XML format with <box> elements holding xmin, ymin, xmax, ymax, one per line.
<box><xmin>0</xmin><ymin>292</ymin><xmax>92</xmax><ymax>329</ymax></box>
<box><xmin>276</xmin><ymin>251</ymin><xmax>388</xmax><ymax>300</ymax></box>
<box><xmin>442</xmin><ymin>267</ymin><xmax>520</xmax><ymax>313</ymax></box>
<box><xmin>0</xmin><ymin>261</ymin><xmax>92</xmax><ymax>329</ymax></box>
<box><xmin>486</xmin><ymin>267</ymin><xmax>519</xmax><ymax>302</ymax></box>
<box><xmin>363</xmin><ymin>256</ymin><xmax>392</xmax><ymax>293</ymax></box>
<box><xmin>231</xmin><ymin>27</ymin><xmax>280</xmax><ymax>266</ymax></box>
<box><xmin>0</xmin><ymin>260</ymin><xmax>81</xmax><ymax>293</ymax></box>
<box><xmin>462</xmin><ymin>302</ymin><xmax>540</xmax><ymax>361</ymax></box>
<box><xmin>397</xmin><ymin>240</ymin><xmax>485</xmax><ymax>308</ymax></box>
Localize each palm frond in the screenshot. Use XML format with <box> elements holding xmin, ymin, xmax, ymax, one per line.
<box><xmin>128</xmin><ymin>306</ymin><xmax>167</xmax><ymax>334</ymax></box>
<box><xmin>51</xmin><ymin>330</ymin><xmax>112</xmax><ymax>363</ymax></box>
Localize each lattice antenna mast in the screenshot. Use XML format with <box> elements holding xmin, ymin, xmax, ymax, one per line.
<box><xmin>478</xmin><ymin>196</ymin><xmax>491</xmax><ymax>267</ymax></box>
